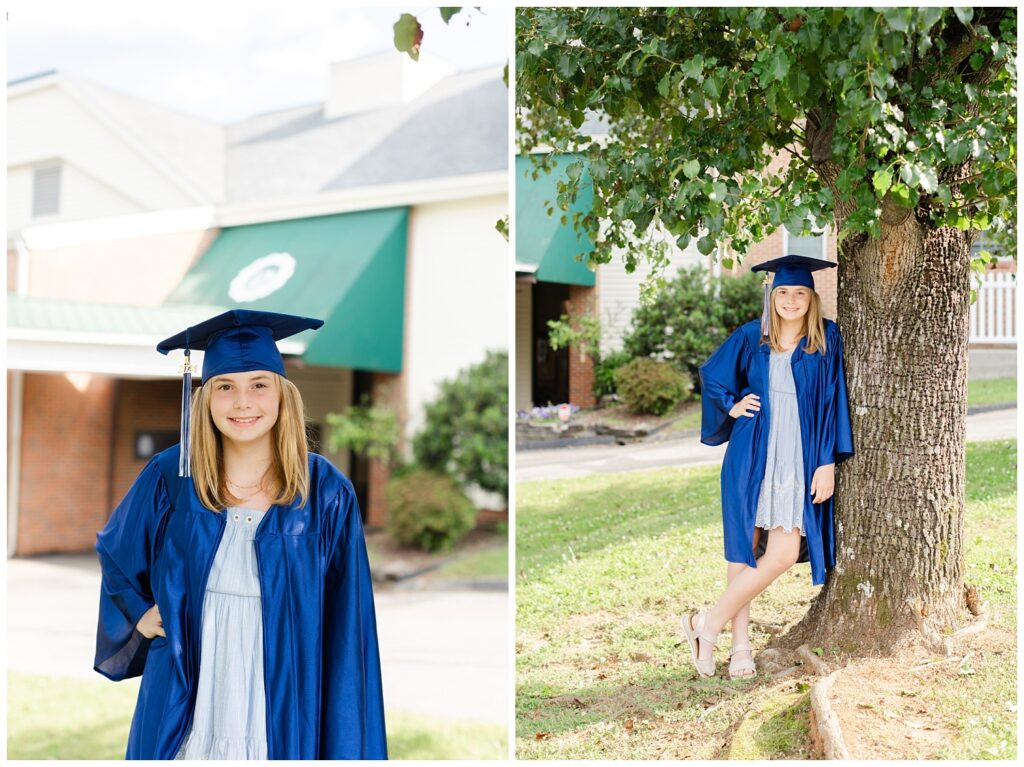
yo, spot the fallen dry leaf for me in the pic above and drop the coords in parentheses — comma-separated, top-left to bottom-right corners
(624, 719, 634, 731)
(534, 732, 550, 741)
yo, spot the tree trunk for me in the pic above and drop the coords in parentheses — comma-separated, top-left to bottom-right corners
(785, 218, 975, 654)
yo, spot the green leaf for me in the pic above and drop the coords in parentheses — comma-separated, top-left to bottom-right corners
(890, 182, 912, 207)
(873, 169, 893, 196)
(882, 8, 911, 32)
(917, 166, 938, 194)
(767, 49, 791, 83)
(970, 52, 986, 71)
(681, 54, 705, 81)
(696, 235, 716, 255)
(683, 159, 701, 180)
(658, 72, 673, 98)
(393, 13, 423, 61)
(953, 7, 973, 26)
(709, 181, 728, 203)
(439, 7, 461, 24)
(556, 53, 578, 79)
(565, 161, 584, 183)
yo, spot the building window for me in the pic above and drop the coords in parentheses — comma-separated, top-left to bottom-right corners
(32, 164, 61, 217)
(784, 223, 827, 260)
(134, 430, 179, 460)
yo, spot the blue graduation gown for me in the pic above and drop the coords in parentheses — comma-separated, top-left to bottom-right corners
(94, 445, 388, 760)
(699, 319, 854, 585)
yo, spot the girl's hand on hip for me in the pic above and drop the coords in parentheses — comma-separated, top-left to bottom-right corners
(811, 463, 835, 504)
(729, 393, 761, 419)
(136, 604, 165, 639)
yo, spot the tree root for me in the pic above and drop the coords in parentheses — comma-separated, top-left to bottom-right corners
(910, 595, 990, 656)
(797, 644, 831, 676)
(809, 671, 850, 759)
(749, 618, 786, 635)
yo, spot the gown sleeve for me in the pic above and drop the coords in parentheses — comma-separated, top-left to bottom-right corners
(698, 327, 749, 446)
(817, 323, 855, 468)
(93, 457, 171, 681)
(319, 485, 388, 760)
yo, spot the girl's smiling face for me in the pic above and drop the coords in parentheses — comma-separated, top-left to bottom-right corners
(773, 285, 811, 322)
(209, 370, 280, 447)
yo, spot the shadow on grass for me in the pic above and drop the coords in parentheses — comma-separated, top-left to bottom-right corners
(517, 659, 761, 740)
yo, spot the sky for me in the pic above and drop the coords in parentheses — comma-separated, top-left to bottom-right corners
(5, 1, 509, 124)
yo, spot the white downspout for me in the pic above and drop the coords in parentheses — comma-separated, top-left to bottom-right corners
(9, 237, 30, 557)
(8, 371, 24, 558)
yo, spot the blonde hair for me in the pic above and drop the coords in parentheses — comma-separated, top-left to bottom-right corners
(190, 373, 310, 512)
(765, 287, 827, 355)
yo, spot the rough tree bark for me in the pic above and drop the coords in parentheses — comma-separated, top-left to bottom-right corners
(785, 217, 975, 654)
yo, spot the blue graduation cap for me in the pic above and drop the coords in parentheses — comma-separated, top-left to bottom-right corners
(750, 255, 837, 336)
(157, 309, 324, 476)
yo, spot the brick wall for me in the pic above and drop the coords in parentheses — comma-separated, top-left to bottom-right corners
(15, 372, 115, 555)
(567, 284, 597, 408)
(111, 379, 183, 505)
(729, 226, 839, 320)
(365, 371, 402, 528)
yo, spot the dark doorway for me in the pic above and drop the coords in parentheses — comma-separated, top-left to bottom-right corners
(532, 282, 570, 406)
(349, 370, 372, 523)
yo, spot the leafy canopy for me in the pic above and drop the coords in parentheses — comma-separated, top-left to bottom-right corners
(516, 7, 1016, 273)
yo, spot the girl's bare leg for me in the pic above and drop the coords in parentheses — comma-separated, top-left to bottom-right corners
(726, 562, 753, 670)
(692, 527, 801, 664)
(727, 526, 760, 643)
(727, 563, 750, 636)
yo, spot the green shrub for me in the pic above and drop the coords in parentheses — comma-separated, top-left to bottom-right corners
(324, 396, 400, 466)
(613, 357, 692, 415)
(385, 469, 476, 552)
(593, 348, 633, 398)
(623, 265, 762, 392)
(413, 350, 508, 500)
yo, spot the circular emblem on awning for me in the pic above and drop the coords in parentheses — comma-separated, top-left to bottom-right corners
(228, 253, 296, 302)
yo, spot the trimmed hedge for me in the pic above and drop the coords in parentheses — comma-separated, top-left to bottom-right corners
(613, 357, 692, 415)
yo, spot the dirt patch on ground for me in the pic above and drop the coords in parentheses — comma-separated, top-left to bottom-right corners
(827, 626, 1015, 759)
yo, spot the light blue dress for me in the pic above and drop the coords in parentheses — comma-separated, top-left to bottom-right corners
(755, 347, 807, 536)
(174, 507, 269, 760)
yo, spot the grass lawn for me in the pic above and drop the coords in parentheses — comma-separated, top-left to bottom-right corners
(515, 439, 1017, 759)
(7, 673, 507, 760)
(435, 538, 508, 580)
(967, 377, 1016, 407)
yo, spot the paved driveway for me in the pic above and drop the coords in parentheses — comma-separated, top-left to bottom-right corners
(6, 554, 508, 724)
(517, 407, 1016, 483)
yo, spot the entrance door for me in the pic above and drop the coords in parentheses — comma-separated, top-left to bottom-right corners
(349, 370, 372, 523)
(532, 282, 570, 406)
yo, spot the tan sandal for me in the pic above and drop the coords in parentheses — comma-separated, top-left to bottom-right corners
(681, 610, 718, 678)
(728, 642, 757, 679)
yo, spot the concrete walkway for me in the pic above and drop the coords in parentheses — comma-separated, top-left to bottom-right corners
(6, 554, 508, 724)
(517, 407, 1017, 483)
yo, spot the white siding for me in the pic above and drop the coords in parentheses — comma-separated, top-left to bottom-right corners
(515, 282, 533, 411)
(598, 230, 705, 354)
(404, 194, 509, 445)
(7, 82, 208, 235)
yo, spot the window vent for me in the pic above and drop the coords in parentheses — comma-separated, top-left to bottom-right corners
(32, 164, 61, 217)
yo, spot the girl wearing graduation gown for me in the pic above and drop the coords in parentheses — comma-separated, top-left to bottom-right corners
(93, 310, 388, 760)
(682, 256, 854, 680)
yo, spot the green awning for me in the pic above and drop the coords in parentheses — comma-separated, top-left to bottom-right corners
(515, 154, 596, 286)
(167, 208, 407, 372)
